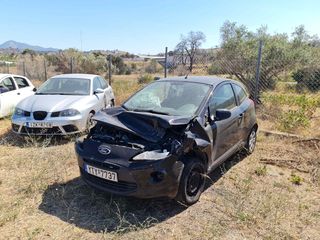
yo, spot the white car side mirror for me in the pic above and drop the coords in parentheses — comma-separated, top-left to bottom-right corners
(94, 88, 104, 94)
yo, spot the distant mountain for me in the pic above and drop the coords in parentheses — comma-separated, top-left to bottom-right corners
(0, 40, 59, 52)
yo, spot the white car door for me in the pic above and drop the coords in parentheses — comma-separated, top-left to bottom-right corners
(98, 76, 114, 107)
(13, 76, 35, 102)
(92, 77, 105, 111)
(0, 77, 20, 117)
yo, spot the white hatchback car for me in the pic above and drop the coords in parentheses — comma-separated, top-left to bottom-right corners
(0, 74, 35, 118)
(12, 74, 114, 135)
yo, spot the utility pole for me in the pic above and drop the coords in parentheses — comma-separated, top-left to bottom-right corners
(164, 47, 168, 78)
(254, 40, 263, 105)
(108, 55, 112, 85)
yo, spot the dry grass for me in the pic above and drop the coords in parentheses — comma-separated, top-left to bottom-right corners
(0, 119, 320, 239)
(1, 75, 320, 239)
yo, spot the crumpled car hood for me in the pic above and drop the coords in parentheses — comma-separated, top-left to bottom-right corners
(93, 107, 193, 143)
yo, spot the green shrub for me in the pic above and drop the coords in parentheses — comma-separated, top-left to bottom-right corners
(289, 174, 303, 185)
(145, 60, 158, 73)
(255, 165, 267, 176)
(207, 64, 223, 75)
(138, 74, 153, 84)
(292, 67, 320, 92)
(279, 108, 310, 132)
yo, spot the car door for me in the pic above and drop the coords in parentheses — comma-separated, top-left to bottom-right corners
(208, 83, 242, 161)
(98, 77, 114, 107)
(232, 83, 254, 141)
(13, 76, 34, 103)
(92, 77, 105, 111)
(0, 77, 20, 117)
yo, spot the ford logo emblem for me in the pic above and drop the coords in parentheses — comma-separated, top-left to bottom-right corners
(98, 144, 111, 155)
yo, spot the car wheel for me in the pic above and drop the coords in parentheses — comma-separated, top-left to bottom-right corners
(246, 127, 257, 154)
(175, 158, 205, 205)
(86, 112, 95, 133)
(110, 99, 115, 107)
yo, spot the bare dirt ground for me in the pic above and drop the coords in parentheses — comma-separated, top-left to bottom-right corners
(0, 117, 319, 239)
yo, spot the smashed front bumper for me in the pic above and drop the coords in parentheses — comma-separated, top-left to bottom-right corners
(75, 141, 184, 199)
(11, 114, 87, 135)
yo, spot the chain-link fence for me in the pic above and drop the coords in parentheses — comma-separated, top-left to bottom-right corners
(163, 42, 320, 136)
(164, 42, 319, 97)
(1, 43, 319, 136)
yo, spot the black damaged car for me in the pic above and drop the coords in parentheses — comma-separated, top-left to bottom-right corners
(75, 76, 258, 205)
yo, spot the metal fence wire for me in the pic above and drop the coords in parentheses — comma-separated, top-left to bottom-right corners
(164, 42, 320, 100)
(1, 42, 319, 135)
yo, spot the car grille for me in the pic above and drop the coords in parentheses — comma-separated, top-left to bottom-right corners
(62, 125, 79, 133)
(80, 168, 137, 192)
(21, 126, 62, 135)
(33, 111, 47, 120)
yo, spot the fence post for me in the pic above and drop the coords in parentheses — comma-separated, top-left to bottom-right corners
(164, 47, 168, 78)
(70, 57, 73, 73)
(108, 55, 112, 85)
(44, 59, 47, 81)
(23, 61, 26, 76)
(254, 40, 263, 104)
(7, 63, 9, 73)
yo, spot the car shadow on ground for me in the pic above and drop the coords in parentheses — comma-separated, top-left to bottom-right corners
(204, 150, 248, 190)
(38, 151, 247, 234)
(0, 129, 80, 148)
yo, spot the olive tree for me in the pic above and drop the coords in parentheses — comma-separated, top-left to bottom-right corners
(174, 31, 206, 72)
(213, 21, 314, 94)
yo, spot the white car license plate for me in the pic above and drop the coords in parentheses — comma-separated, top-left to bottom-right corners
(26, 122, 53, 128)
(85, 164, 118, 182)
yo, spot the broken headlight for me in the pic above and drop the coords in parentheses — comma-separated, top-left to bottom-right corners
(132, 150, 169, 161)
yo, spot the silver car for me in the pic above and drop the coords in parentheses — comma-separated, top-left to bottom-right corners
(12, 74, 114, 135)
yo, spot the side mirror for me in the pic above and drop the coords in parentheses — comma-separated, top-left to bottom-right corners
(94, 88, 104, 94)
(215, 109, 231, 121)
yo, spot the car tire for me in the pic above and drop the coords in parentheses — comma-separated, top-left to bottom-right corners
(245, 127, 257, 154)
(175, 158, 205, 205)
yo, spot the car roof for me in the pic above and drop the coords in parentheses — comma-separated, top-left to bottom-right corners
(0, 73, 30, 80)
(157, 76, 241, 88)
(51, 74, 99, 80)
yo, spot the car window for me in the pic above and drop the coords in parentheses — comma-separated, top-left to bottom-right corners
(0, 77, 16, 92)
(123, 81, 211, 116)
(14, 77, 30, 89)
(98, 77, 108, 89)
(209, 83, 236, 113)
(232, 84, 247, 104)
(93, 77, 102, 92)
(36, 78, 90, 95)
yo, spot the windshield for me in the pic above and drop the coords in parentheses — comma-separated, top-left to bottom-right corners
(36, 78, 90, 95)
(123, 81, 211, 116)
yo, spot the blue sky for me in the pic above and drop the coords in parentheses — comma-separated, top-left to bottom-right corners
(1, 0, 320, 54)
